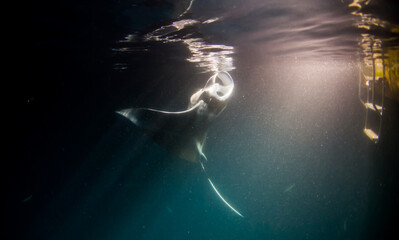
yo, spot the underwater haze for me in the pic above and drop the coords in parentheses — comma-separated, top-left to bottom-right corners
(5, 0, 399, 240)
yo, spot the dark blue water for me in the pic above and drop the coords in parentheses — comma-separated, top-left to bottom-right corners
(6, 0, 399, 239)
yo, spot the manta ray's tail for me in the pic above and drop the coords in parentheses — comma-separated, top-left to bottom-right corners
(196, 143, 244, 218)
(207, 178, 244, 218)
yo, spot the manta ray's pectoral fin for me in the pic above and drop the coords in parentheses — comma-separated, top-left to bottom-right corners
(117, 101, 208, 163)
(116, 102, 201, 133)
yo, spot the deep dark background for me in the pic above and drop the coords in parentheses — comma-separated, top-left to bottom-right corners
(4, 0, 399, 239)
(6, 1, 130, 238)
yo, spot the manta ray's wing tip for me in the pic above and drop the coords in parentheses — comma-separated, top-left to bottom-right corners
(116, 109, 130, 117)
(116, 108, 141, 126)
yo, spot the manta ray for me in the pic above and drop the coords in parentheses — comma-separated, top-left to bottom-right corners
(117, 71, 243, 217)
